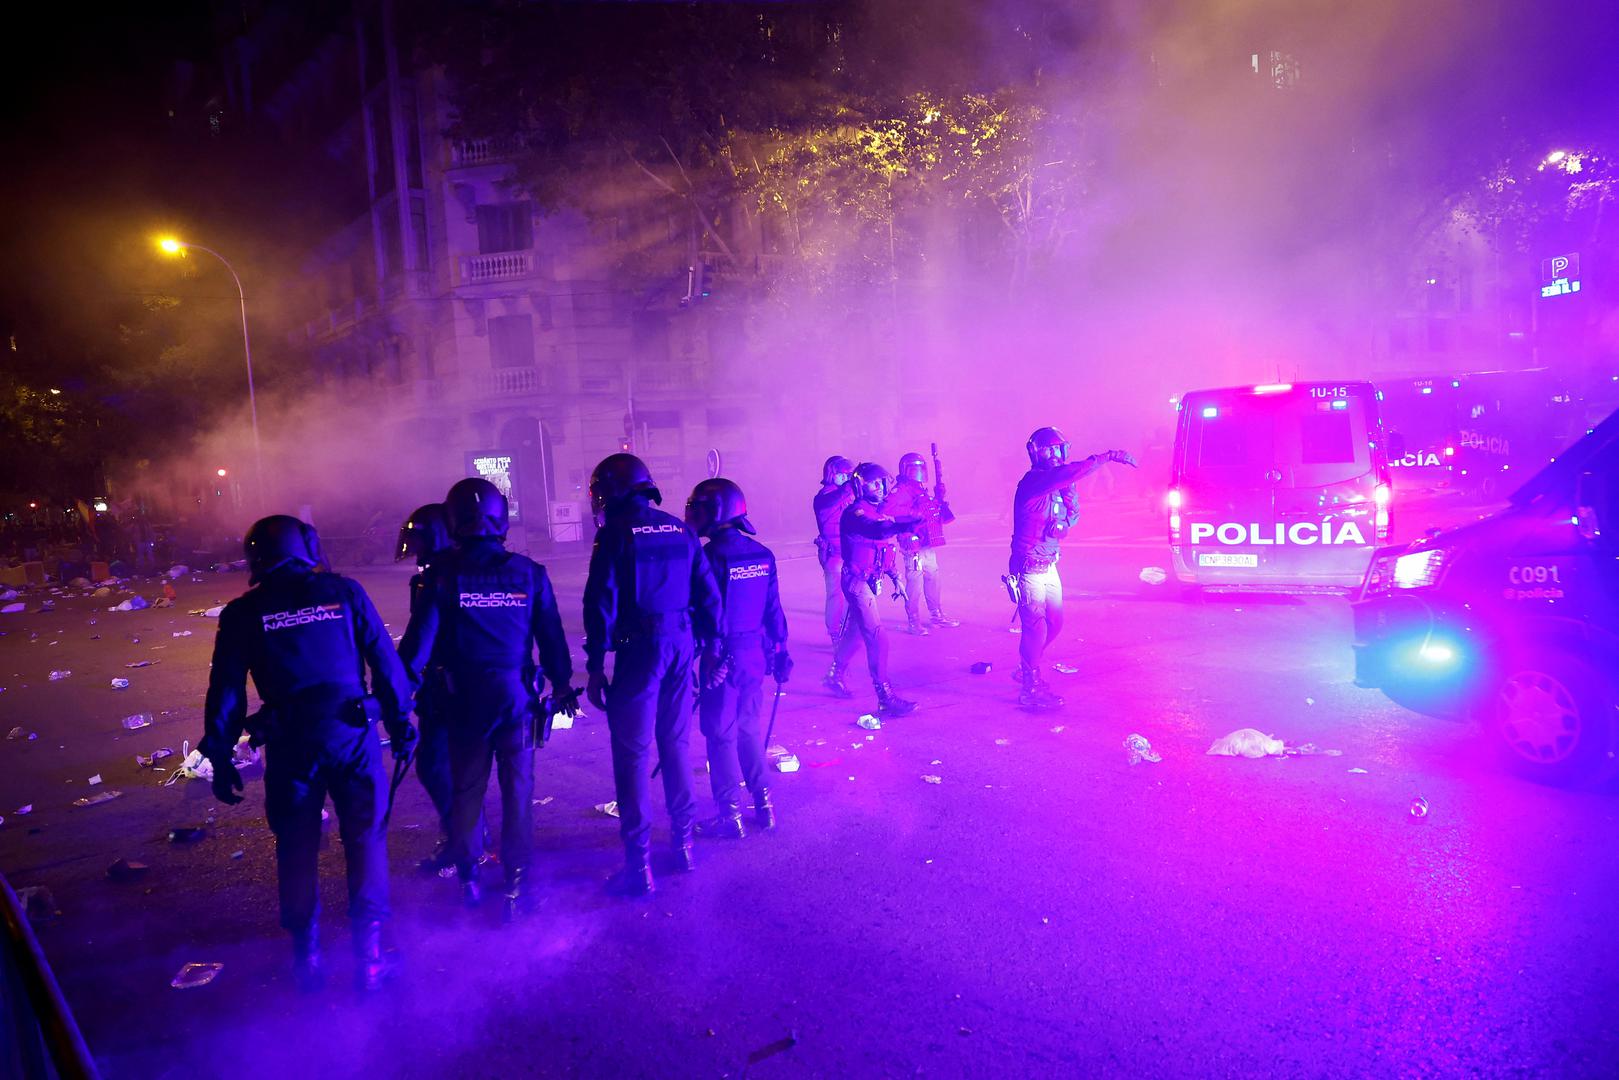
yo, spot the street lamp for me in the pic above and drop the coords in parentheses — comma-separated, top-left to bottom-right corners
(156, 236, 264, 506)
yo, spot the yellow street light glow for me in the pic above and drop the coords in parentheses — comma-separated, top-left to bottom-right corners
(157, 237, 184, 255)
(48, 388, 62, 395)
(216, 468, 228, 477)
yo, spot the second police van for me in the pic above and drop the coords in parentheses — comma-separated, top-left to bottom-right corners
(1168, 381, 1394, 593)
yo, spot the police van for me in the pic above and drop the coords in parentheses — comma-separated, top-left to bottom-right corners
(1168, 381, 1392, 592)
(1352, 405, 1619, 786)
(1378, 375, 1462, 491)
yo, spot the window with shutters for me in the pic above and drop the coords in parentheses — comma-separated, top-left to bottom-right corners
(477, 202, 534, 254)
(489, 314, 535, 368)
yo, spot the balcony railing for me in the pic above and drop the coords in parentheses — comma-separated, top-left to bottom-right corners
(458, 250, 536, 285)
(449, 136, 526, 168)
(466, 366, 554, 399)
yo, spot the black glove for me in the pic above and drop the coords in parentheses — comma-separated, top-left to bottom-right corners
(771, 650, 794, 684)
(551, 684, 582, 718)
(210, 760, 244, 805)
(700, 650, 731, 692)
(386, 721, 419, 764)
(1108, 449, 1139, 468)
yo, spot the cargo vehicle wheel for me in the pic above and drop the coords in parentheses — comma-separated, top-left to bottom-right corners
(1487, 651, 1618, 787)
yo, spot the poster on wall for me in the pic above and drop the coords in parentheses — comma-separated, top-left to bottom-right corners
(466, 450, 520, 524)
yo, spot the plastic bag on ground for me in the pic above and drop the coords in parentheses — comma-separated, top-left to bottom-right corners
(1124, 733, 1162, 765)
(170, 962, 222, 989)
(1206, 728, 1287, 758)
(1139, 567, 1168, 585)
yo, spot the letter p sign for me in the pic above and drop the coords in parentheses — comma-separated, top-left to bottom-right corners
(1551, 256, 1570, 277)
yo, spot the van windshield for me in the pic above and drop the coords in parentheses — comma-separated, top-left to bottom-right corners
(1183, 390, 1372, 487)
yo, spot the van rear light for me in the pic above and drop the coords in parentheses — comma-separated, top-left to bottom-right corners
(1253, 383, 1292, 394)
(1167, 488, 1182, 541)
(1374, 483, 1391, 540)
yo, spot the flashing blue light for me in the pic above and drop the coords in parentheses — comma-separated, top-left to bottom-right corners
(1201, 406, 1219, 419)
(1375, 390, 1385, 401)
(1420, 386, 1433, 395)
(1419, 643, 1456, 664)
(1451, 380, 1461, 388)
(1331, 399, 1348, 410)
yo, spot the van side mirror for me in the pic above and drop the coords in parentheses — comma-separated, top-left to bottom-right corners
(1387, 432, 1407, 461)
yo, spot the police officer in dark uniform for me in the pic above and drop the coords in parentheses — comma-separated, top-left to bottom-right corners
(398, 478, 576, 920)
(823, 462, 921, 716)
(583, 454, 724, 895)
(887, 451, 959, 635)
(686, 478, 791, 837)
(1009, 428, 1136, 709)
(201, 515, 415, 992)
(395, 503, 459, 871)
(812, 456, 855, 643)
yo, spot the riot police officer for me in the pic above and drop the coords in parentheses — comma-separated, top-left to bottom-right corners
(201, 515, 415, 992)
(584, 454, 723, 896)
(687, 478, 791, 837)
(823, 462, 921, 716)
(812, 455, 855, 643)
(1009, 428, 1136, 709)
(886, 450, 958, 635)
(398, 478, 576, 921)
(395, 503, 458, 871)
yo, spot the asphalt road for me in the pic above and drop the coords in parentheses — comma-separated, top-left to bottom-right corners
(3, 496, 1617, 1078)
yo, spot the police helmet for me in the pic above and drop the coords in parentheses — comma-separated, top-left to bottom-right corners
(685, 478, 754, 538)
(244, 514, 322, 584)
(821, 455, 854, 487)
(589, 453, 661, 516)
(851, 462, 893, 505)
(1026, 427, 1070, 470)
(897, 452, 927, 485)
(444, 477, 509, 539)
(396, 503, 452, 565)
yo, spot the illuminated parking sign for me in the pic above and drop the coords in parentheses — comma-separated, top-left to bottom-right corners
(1540, 252, 1581, 299)
(466, 450, 521, 523)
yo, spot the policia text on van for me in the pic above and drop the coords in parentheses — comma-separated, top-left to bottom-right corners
(1352, 407, 1619, 786)
(1168, 381, 1393, 592)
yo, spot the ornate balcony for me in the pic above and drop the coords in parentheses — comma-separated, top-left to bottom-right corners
(458, 250, 536, 285)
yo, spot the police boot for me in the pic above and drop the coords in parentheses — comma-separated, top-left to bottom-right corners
(1019, 674, 1065, 710)
(609, 857, 655, 898)
(906, 617, 931, 636)
(502, 867, 527, 924)
(821, 665, 854, 699)
(672, 828, 698, 873)
(753, 789, 777, 832)
(876, 682, 917, 716)
(458, 865, 483, 909)
(696, 809, 747, 841)
(290, 927, 324, 993)
(353, 921, 392, 993)
(931, 611, 961, 628)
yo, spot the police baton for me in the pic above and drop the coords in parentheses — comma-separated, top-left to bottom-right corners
(382, 753, 413, 829)
(762, 680, 785, 753)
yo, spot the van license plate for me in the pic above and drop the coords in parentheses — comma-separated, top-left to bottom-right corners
(1199, 553, 1258, 568)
